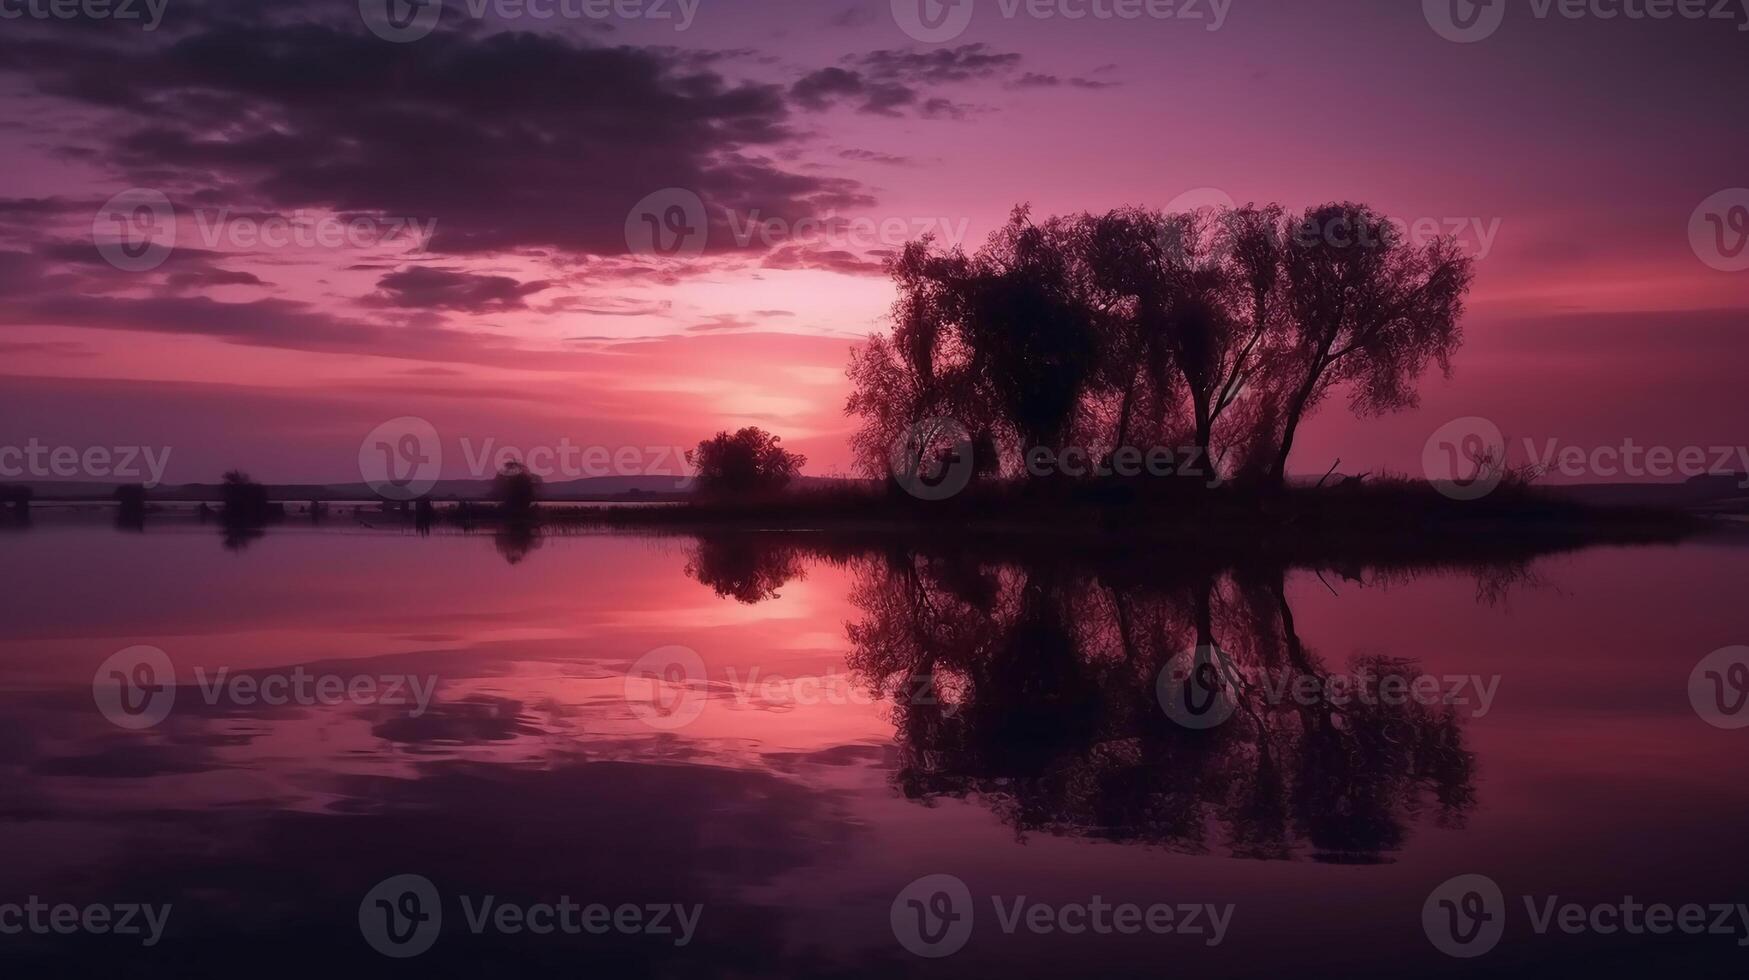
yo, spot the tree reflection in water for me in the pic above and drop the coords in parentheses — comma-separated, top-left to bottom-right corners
(689, 533, 1496, 864)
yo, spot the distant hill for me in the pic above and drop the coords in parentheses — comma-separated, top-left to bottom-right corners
(7, 474, 859, 502)
(13, 473, 1743, 512)
(10, 476, 694, 502)
(1545, 473, 1749, 512)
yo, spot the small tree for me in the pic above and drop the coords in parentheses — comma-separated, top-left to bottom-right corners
(114, 483, 147, 527)
(493, 459, 540, 518)
(220, 470, 272, 525)
(689, 427, 806, 496)
(1265, 203, 1472, 482)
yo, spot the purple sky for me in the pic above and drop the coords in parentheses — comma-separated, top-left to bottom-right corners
(0, 0, 1745, 484)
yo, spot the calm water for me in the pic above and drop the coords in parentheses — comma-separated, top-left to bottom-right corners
(2, 516, 1747, 977)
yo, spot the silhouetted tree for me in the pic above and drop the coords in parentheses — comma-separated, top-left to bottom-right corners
(1081, 204, 1287, 469)
(493, 521, 541, 564)
(113, 483, 147, 529)
(846, 238, 984, 482)
(847, 200, 1472, 488)
(1263, 203, 1472, 482)
(848, 210, 1104, 479)
(688, 427, 806, 496)
(844, 550, 1476, 860)
(684, 534, 806, 602)
(0, 484, 32, 517)
(959, 208, 1101, 457)
(493, 459, 540, 518)
(219, 470, 277, 527)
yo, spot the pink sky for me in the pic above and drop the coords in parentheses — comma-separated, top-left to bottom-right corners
(0, 0, 1745, 484)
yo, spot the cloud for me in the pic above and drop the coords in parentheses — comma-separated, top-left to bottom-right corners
(851, 44, 1023, 84)
(791, 67, 868, 110)
(688, 313, 755, 332)
(827, 3, 877, 28)
(163, 268, 268, 292)
(371, 267, 552, 312)
(838, 148, 914, 166)
(0, 16, 865, 259)
(792, 44, 1025, 117)
(0, 339, 92, 358)
(761, 243, 889, 276)
(1011, 72, 1120, 90)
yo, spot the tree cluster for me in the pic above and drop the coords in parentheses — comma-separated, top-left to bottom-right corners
(847, 201, 1473, 487)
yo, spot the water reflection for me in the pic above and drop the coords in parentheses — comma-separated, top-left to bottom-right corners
(2, 520, 1745, 976)
(687, 536, 1483, 862)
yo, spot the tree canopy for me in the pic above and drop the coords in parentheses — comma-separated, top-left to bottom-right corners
(689, 426, 807, 497)
(847, 202, 1473, 487)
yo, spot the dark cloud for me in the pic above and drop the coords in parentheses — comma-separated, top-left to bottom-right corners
(791, 68, 917, 117)
(920, 97, 975, 120)
(792, 44, 1025, 117)
(791, 67, 867, 110)
(850, 44, 1023, 84)
(164, 268, 269, 292)
(688, 313, 755, 332)
(838, 148, 914, 166)
(760, 243, 888, 276)
(1012, 72, 1120, 90)
(827, 3, 877, 28)
(372, 266, 552, 312)
(0, 18, 862, 259)
(0, 339, 93, 358)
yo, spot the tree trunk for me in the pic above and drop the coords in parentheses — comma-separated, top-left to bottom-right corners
(1270, 386, 1311, 484)
(1112, 371, 1137, 452)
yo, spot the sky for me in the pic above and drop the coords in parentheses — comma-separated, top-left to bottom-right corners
(0, 0, 1745, 485)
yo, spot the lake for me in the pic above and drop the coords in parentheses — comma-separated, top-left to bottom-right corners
(2, 514, 1747, 976)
